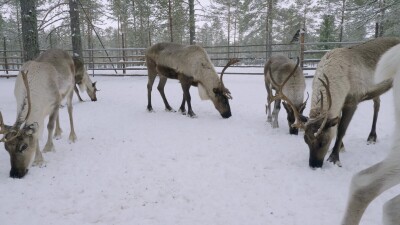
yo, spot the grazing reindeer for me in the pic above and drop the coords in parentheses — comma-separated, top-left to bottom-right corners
(73, 56, 98, 102)
(0, 49, 77, 178)
(341, 43, 400, 225)
(276, 37, 400, 168)
(146, 42, 236, 118)
(264, 55, 308, 135)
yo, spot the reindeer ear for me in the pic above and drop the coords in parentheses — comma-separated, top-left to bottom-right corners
(23, 123, 38, 136)
(92, 81, 97, 87)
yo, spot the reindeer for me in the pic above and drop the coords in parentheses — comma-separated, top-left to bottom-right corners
(274, 37, 400, 168)
(146, 42, 236, 118)
(264, 55, 308, 135)
(0, 49, 77, 178)
(73, 56, 98, 102)
(341, 43, 400, 225)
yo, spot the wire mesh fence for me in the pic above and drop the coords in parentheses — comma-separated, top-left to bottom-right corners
(0, 40, 363, 78)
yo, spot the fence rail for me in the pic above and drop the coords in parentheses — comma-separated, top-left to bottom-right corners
(0, 40, 363, 78)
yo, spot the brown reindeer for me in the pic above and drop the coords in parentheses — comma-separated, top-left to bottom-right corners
(145, 42, 237, 118)
(73, 57, 98, 102)
(264, 56, 308, 135)
(276, 37, 400, 168)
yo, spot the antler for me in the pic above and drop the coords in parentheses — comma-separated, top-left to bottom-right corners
(21, 71, 32, 122)
(314, 73, 332, 137)
(0, 71, 32, 143)
(0, 111, 8, 142)
(0, 112, 6, 134)
(268, 57, 305, 129)
(220, 58, 240, 99)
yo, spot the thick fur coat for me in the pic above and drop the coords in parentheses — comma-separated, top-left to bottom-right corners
(341, 43, 400, 225)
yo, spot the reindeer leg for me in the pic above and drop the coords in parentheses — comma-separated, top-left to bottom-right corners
(157, 76, 175, 112)
(265, 84, 273, 123)
(367, 97, 380, 144)
(147, 66, 157, 112)
(180, 75, 196, 118)
(271, 99, 281, 128)
(383, 193, 400, 225)
(74, 85, 84, 102)
(328, 104, 357, 166)
(179, 95, 187, 115)
(341, 155, 400, 225)
(33, 139, 44, 166)
(54, 111, 62, 140)
(43, 104, 59, 152)
(66, 90, 77, 143)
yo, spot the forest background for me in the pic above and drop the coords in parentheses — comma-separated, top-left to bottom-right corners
(0, 0, 399, 53)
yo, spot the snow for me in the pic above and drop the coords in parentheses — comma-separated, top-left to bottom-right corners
(0, 75, 398, 225)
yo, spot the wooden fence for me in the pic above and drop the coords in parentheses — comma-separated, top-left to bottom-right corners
(0, 38, 362, 78)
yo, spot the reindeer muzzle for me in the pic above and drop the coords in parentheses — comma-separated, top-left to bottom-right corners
(10, 167, 29, 179)
(221, 111, 232, 118)
(289, 127, 299, 135)
(309, 158, 324, 168)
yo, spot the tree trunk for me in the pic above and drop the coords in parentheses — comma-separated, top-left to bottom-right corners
(131, 0, 138, 45)
(168, 0, 173, 42)
(189, 0, 195, 44)
(20, 0, 40, 62)
(339, 0, 346, 43)
(227, 2, 231, 58)
(266, 0, 273, 60)
(68, 0, 83, 60)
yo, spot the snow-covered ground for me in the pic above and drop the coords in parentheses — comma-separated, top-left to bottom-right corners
(0, 74, 398, 225)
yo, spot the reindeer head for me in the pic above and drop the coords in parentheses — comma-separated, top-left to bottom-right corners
(302, 74, 339, 168)
(1, 71, 39, 178)
(303, 116, 338, 168)
(282, 100, 308, 135)
(267, 57, 308, 134)
(86, 79, 99, 102)
(211, 59, 239, 118)
(74, 57, 98, 101)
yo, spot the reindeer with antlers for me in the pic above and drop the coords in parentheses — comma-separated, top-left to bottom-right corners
(264, 55, 308, 135)
(0, 49, 77, 178)
(145, 42, 238, 118)
(274, 37, 400, 168)
(73, 56, 99, 102)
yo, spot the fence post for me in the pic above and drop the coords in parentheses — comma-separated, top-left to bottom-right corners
(300, 29, 305, 69)
(3, 37, 9, 75)
(122, 33, 126, 75)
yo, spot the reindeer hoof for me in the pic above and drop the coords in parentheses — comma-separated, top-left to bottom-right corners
(54, 129, 63, 140)
(43, 144, 55, 153)
(165, 108, 176, 112)
(367, 134, 377, 144)
(327, 154, 342, 167)
(188, 111, 197, 118)
(69, 133, 77, 143)
(267, 116, 272, 123)
(179, 108, 186, 115)
(147, 106, 154, 112)
(271, 121, 279, 128)
(33, 159, 45, 167)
